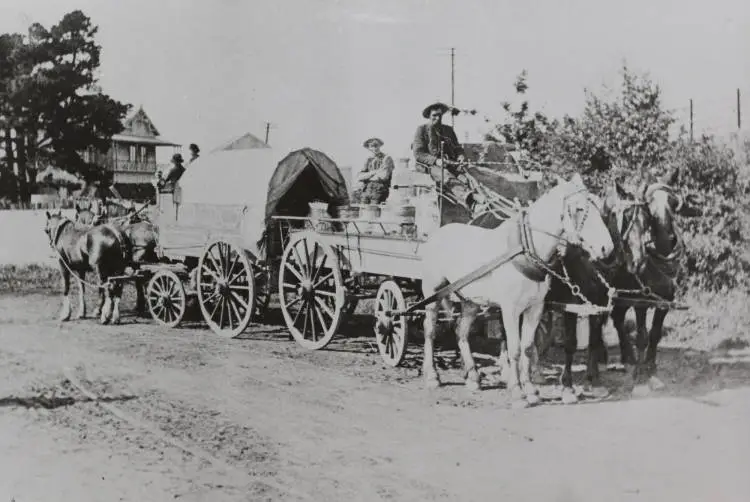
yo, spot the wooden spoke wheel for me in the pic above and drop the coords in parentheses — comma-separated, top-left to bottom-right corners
(146, 270, 187, 328)
(197, 241, 255, 338)
(374, 280, 409, 367)
(278, 232, 345, 350)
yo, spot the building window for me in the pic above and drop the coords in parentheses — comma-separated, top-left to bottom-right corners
(140, 146, 146, 162)
(129, 145, 136, 160)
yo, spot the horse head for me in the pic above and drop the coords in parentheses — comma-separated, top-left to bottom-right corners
(44, 210, 71, 248)
(643, 183, 683, 256)
(602, 180, 650, 276)
(558, 173, 614, 262)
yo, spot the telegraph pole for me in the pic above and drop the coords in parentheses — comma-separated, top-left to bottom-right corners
(737, 88, 741, 130)
(450, 47, 455, 126)
(263, 122, 276, 145)
(689, 99, 694, 142)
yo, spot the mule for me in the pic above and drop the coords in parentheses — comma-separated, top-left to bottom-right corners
(604, 180, 685, 397)
(74, 205, 159, 315)
(419, 173, 614, 408)
(44, 210, 131, 324)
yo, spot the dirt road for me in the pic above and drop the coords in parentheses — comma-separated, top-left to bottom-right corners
(1, 291, 749, 501)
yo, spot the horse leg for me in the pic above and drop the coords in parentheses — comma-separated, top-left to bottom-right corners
(497, 335, 511, 385)
(74, 270, 86, 319)
(59, 261, 72, 322)
(519, 301, 544, 406)
(135, 277, 147, 316)
(110, 280, 123, 325)
(456, 301, 480, 391)
(500, 306, 525, 408)
(610, 304, 635, 366)
(645, 308, 669, 391)
(560, 312, 579, 404)
(586, 314, 610, 398)
(96, 266, 113, 325)
(632, 307, 651, 397)
(422, 302, 441, 389)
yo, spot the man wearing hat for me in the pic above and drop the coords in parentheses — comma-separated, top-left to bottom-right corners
(412, 102, 478, 213)
(352, 137, 394, 204)
(189, 143, 200, 164)
(158, 153, 187, 192)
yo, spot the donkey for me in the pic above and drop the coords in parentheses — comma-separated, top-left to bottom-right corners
(604, 180, 686, 396)
(419, 173, 614, 408)
(44, 210, 131, 324)
(74, 204, 159, 315)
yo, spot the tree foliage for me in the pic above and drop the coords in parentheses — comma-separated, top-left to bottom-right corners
(0, 10, 130, 191)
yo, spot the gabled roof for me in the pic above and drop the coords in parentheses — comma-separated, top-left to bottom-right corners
(212, 132, 270, 152)
(113, 105, 179, 146)
(123, 106, 160, 137)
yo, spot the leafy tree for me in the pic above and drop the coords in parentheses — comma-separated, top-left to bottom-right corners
(557, 64, 675, 184)
(0, 10, 130, 201)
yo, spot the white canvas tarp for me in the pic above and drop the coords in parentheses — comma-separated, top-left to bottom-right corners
(178, 148, 278, 206)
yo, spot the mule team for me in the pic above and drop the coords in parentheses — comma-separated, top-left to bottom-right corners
(44, 153, 686, 408)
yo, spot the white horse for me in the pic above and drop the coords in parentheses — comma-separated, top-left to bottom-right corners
(419, 173, 614, 408)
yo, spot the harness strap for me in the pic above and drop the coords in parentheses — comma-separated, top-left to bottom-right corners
(399, 244, 525, 316)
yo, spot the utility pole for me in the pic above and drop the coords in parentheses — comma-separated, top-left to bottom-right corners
(450, 47, 455, 126)
(263, 122, 275, 145)
(689, 99, 694, 142)
(737, 88, 741, 130)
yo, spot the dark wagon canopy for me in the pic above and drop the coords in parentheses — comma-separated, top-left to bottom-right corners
(264, 148, 350, 226)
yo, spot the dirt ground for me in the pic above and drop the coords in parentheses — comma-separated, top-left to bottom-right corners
(1, 289, 749, 502)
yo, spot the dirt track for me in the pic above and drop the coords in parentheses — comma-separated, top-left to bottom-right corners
(1, 291, 749, 501)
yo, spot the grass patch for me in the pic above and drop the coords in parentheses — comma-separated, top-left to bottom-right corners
(666, 287, 750, 351)
(0, 264, 61, 294)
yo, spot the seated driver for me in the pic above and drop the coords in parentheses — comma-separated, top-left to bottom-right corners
(352, 137, 394, 204)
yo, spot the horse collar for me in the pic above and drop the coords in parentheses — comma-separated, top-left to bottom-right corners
(508, 210, 548, 282)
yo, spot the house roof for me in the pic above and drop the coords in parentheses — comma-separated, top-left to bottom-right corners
(110, 134, 181, 146)
(212, 132, 269, 152)
(113, 106, 180, 146)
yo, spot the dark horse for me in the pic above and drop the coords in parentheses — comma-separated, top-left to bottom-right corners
(604, 179, 686, 396)
(543, 180, 652, 404)
(74, 204, 159, 315)
(44, 210, 131, 324)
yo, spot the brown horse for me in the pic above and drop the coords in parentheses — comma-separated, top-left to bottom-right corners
(44, 210, 131, 324)
(74, 205, 159, 315)
(603, 180, 686, 396)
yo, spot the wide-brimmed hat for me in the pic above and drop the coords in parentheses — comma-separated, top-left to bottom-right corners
(422, 102, 452, 119)
(362, 137, 384, 148)
(171, 153, 184, 164)
(189, 143, 200, 153)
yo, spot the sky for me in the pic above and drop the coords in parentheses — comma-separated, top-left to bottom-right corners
(1, 0, 748, 169)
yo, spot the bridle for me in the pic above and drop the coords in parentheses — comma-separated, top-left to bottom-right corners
(47, 217, 73, 249)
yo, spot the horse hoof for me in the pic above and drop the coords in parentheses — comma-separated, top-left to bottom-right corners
(525, 393, 541, 406)
(74, 312, 86, 320)
(511, 399, 530, 410)
(465, 379, 481, 392)
(632, 384, 651, 398)
(561, 388, 579, 405)
(59, 314, 71, 322)
(649, 376, 666, 391)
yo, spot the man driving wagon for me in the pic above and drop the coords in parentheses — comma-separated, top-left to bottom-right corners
(412, 102, 485, 216)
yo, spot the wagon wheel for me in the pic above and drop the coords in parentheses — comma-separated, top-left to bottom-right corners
(278, 231, 345, 350)
(197, 240, 255, 338)
(373, 280, 409, 367)
(146, 270, 186, 328)
(252, 265, 272, 322)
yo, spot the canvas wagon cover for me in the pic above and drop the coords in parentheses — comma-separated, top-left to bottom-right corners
(264, 148, 350, 225)
(179, 148, 278, 206)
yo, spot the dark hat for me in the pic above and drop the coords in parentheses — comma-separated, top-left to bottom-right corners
(422, 102, 452, 119)
(189, 143, 200, 153)
(362, 137, 384, 148)
(172, 153, 184, 163)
